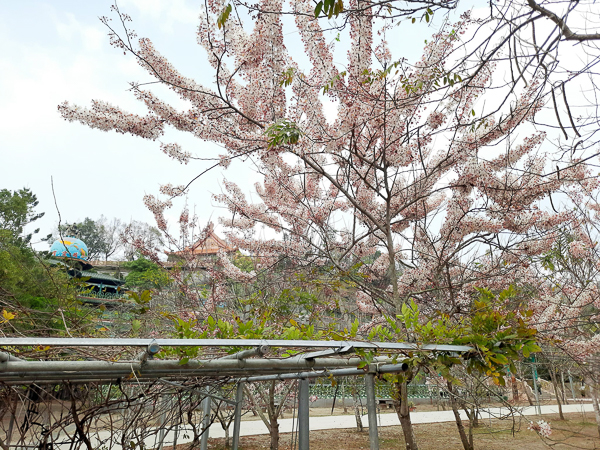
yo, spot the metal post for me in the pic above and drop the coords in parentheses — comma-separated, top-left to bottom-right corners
(156, 395, 168, 450)
(200, 391, 211, 450)
(221, 346, 270, 360)
(298, 378, 310, 450)
(365, 373, 380, 450)
(531, 364, 541, 415)
(232, 382, 244, 450)
(568, 372, 577, 401)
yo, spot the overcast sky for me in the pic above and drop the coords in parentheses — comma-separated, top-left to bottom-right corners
(1, 0, 445, 251)
(1, 0, 259, 249)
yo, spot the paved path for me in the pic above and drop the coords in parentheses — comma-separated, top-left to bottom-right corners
(88, 402, 592, 449)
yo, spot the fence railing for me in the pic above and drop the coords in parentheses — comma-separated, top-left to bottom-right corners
(309, 383, 431, 399)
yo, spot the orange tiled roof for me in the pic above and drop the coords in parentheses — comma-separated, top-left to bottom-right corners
(172, 229, 236, 256)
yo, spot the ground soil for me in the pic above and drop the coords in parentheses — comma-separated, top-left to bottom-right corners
(192, 411, 600, 450)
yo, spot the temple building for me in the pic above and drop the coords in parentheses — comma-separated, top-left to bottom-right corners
(49, 237, 125, 304)
(167, 224, 236, 262)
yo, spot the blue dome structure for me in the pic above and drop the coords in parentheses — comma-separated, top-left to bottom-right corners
(50, 237, 89, 261)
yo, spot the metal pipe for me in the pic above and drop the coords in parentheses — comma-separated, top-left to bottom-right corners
(239, 363, 408, 382)
(0, 362, 409, 384)
(298, 378, 310, 450)
(0, 351, 23, 362)
(232, 382, 244, 450)
(0, 356, 397, 374)
(221, 346, 270, 360)
(568, 372, 577, 401)
(0, 337, 472, 353)
(365, 373, 380, 450)
(200, 392, 211, 450)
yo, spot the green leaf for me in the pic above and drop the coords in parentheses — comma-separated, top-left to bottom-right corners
(314, 1, 323, 17)
(265, 119, 303, 149)
(131, 319, 141, 332)
(217, 4, 232, 29)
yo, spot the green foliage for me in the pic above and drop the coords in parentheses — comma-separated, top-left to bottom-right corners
(158, 311, 325, 363)
(322, 71, 347, 94)
(232, 251, 254, 272)
(279, 67, 297, 88)
(0, 232, 97, 334)
(314, 0, 344, 19)
(217, 3, 232, 29)
(0, 188, 45, 247)
(0, 188, 101, 335)
(123, 257, 171, 290)
(366, 286, 541, 386)
(265, 119, 302, 149)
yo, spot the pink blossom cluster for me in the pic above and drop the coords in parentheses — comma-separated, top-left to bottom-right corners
(528, 420, 552, 438)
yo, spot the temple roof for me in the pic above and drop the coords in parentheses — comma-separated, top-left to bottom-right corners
(169, 226, 235, 257)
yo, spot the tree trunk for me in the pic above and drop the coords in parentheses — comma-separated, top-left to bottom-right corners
(269, 421, 280, 450)
(589, 378, 600, 438)
(560, 372, 568, 405)
(549, 368, 564, 420)
(447, 381, 473, 450)
(224, 419, 230, 448)
(350, 377, 363, 432)
(393, 381, 419, 450)
(511, 376, 519, 403)
(521, 378, 534, 406)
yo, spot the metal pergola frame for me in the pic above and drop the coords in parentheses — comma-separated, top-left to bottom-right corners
(0, 338, 472, 450)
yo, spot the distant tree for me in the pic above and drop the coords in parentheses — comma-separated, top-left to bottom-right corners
(97, 215, 125, 260)
(121, 220, 164, 261)
(123, 256, 171, 290)
(0, 188, 45, 247)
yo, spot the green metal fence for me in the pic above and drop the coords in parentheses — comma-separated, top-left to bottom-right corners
(309, 383, 431, 399)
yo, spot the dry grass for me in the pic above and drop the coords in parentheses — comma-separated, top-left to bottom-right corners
(198, 412, 600, 450)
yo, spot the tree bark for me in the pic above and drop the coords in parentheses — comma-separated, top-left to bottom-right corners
(447, 381, 473, 450)
(548, 368, 564, 420)
(350, 377, 363, 432)
(269, 421, 280, 450)
(520, 378, 534, 406)
(393, 381, 419, 450)
(511, 376, 519, 403)
(589, 378, 600, 438)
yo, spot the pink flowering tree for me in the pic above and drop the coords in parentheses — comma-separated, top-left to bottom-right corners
(59, 1, 600, 448)
(529, 209, 600, 437)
